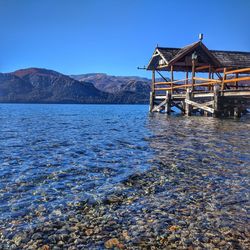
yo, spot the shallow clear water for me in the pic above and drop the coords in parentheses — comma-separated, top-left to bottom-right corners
(0, 104, 249, 248)
(0, 104, 152, 224)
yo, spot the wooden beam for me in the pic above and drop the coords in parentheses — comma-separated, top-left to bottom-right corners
(215, 72, 223, 80)
(154, 80, 222, 91)
(222, 90, 250, 97)
(215, 67, 233, 72)
(202, 100, 214, 106)
(154, 81, 172, 85)
(185, 99, 215, 114)
(224, 76, 250, 84)
(156, 70, 169, 82)
(152, 52, 159, 57)
(152, 99, 167, 112)
(155, 78, 190, 85)
(195, 65, 210, 71)
(225, 67, 250, 75)
(157, 65, 169, 69)
(193, 77, 221, 82)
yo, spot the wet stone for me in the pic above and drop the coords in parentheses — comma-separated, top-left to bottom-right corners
(31, 233, 42, 241)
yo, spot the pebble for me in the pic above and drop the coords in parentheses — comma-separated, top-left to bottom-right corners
(104, 238, 123, 249)
(1, 142, 250, 249)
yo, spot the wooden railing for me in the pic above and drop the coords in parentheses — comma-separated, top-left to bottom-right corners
(153, 67, 250, 93)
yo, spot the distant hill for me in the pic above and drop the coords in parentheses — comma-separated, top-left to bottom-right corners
(0, 68, 151, 104)
(70, 73, 151, 94)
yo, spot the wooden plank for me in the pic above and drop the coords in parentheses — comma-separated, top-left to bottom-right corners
(223, 90, 250, 97)
(185, 99, 215, 113)
(193, 77, 220, 83)
(157, 65, 169, 69)
(225, 67, 250, 75)
(193, 93, 214, 98)
(155, 80, 221, 91)
(154, 78, 189, 85)
(224, 76, 250, 84)
(155, 95, 167, 99)
(154, 81, 172, 85)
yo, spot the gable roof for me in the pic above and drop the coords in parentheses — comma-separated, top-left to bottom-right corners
(147, 41, 250, 71)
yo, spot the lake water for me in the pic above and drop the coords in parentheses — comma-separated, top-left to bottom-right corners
(0, 104, 249, 249)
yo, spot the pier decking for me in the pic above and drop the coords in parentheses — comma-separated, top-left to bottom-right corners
(146, 36, 250, 117)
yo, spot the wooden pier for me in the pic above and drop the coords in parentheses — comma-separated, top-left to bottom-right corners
(147, 36, 250, 117)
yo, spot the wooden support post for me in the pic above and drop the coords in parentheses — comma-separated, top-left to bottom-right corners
(181, 100, 185, 115)
(149, 91, 153, 112)
(229, 108, 234, 117)
(192, 60, 195, 91)
(208, 65, 212, 79)
(221, 68, 227, 91)
(213, 86, 221, 117)
(185, 88, 192, 116)
(208, 65, 212, 91)
(149, 70, 155, 112)
(204, 111, 209, 117)
(186, 70, 188, 83)
(234, 107, 241, 118)
(235, 73, 238, 89)
(171, 65, 174, 94)
(165, 91, 171, 114)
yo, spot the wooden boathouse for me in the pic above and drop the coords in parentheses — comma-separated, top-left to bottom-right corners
(146, 35, 250, 117)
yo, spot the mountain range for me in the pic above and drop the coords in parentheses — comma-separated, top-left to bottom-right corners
(0, 68, 151, 104)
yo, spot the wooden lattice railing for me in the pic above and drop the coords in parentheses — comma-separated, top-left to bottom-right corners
(153, 67, 250, 93)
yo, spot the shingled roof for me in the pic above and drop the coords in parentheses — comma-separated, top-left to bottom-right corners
(147, 41, 250, 71)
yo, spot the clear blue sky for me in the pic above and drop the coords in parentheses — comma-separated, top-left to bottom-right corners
(0, 0, 249, 77)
